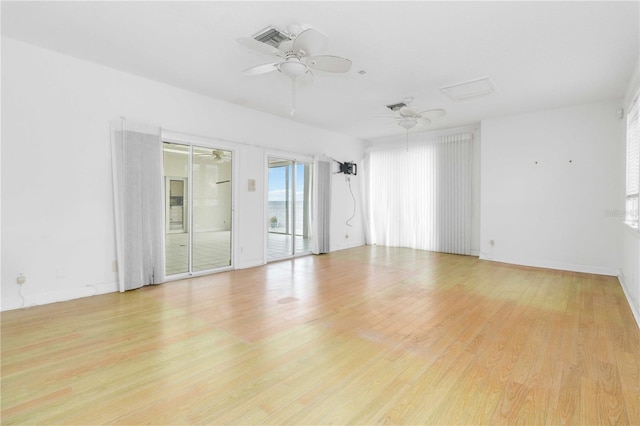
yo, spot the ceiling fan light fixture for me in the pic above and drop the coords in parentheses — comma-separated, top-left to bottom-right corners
(277, 58, 308, 77)
(398, 118, 418, 129)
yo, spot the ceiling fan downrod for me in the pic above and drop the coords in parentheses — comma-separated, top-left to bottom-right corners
(290, 76, 297, 116)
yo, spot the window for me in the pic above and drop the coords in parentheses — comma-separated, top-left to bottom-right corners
(626, 92, 640, 228)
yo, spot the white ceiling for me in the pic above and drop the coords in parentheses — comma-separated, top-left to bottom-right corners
(2, 1, 638, 140)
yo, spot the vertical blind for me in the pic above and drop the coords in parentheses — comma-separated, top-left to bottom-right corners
(367, 133, 472, 255)
(111, 119, 165, 291)
(626, 93, 639, 227)
(313, 158, 332, 254)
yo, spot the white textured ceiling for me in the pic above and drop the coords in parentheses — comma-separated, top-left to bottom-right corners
(2, 1, 638, 140)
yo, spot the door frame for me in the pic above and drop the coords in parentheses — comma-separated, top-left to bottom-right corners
(264, 150, 314, 263)
(165, 176, 188, 234)
(162, 130, 238, 279)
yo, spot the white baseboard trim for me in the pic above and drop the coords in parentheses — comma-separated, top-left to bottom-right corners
(478, 254, 619, 276)
(618, 273, 640, 330)
(331, 240, 365, 252)
(470, 249, 480, 257)
(1, 281, 118, 312)
(236, 258, 266, 270)
(1, 297, 25, 311)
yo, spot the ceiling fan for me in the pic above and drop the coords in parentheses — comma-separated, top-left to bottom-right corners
(378, 102, 447, 130)
(377, 100, 447, 150)
(237, 25, 352, 115)
(195, 149, 231, 164)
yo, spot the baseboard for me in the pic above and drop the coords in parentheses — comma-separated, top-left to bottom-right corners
(618, 273, 640, 330)
(1, 297, 24, 311)
(1, 281, 118, 312)
(331, 240, 365, 252)
(235, 258, 266, 270)
(478, 254, 619, 276)
(470, 249, 480, 257)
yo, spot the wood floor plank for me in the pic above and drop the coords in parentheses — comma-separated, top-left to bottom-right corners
(1, 246, 638, 425)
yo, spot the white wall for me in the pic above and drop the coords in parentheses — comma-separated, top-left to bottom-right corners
(1, 37, 366, 310)
(480, 100, 625, 275)
(620, 63, 640, 328)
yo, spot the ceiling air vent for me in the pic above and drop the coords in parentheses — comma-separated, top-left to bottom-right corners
(252, 26, 291, 48)
(440, 77, 496, 101)
(386, 102, 407, 111)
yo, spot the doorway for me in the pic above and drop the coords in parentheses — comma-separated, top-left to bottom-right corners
(267, 157, 313, 260)
(166, 177, 187, 233)
(163, 142, 233, 276)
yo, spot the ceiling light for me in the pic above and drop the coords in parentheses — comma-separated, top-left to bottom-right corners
(398, 118, 418, 129)
(277, 58, 308, 77)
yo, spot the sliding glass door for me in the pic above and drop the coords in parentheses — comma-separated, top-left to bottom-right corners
(267, 157, 312, 260)
(163, 142, 233, 276)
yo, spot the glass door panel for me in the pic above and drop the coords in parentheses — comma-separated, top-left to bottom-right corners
(268, 158, 313, 260)
(268, 158, 294, 259)
(163, 143, 232, 276)
(192, 147, 232, 271)
(163, 143, 189, 276)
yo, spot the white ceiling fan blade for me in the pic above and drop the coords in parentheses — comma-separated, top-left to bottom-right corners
(236, 37, 284, 57)
(243, 62, 279, 75)
(417, 117, 432, 125)
(307, 55, 352, 73)
(419, 108, 447, 120)
(292, 28, 328, 56)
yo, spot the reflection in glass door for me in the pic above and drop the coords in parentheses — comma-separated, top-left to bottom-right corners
(163, 142, 233, 276)
(267, 158, 312, 260)
(192, 147, 232, 272)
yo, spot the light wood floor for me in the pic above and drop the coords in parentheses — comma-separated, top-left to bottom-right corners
(2, 246, 638, 425)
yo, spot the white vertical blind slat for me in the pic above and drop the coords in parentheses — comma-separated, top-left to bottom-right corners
(111, 119, 165, 291)
(368, 133, 472, 255)
(626, 94, 639, 226)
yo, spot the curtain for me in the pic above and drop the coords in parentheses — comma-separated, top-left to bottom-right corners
(367, 133, 472, 255)
(313, 158, 331, 254)
(111, 119, 165, 291)
(626, 92, 639, 227)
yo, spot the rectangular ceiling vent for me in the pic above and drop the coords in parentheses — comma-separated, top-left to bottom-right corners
(252, 26, 290, 48)
(440, 77, 496, 101)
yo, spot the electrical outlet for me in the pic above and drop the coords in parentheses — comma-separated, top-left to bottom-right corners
(345, 233, 349, 239)
(112, 261, 118, 272)
(16, 274, 26, 285)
